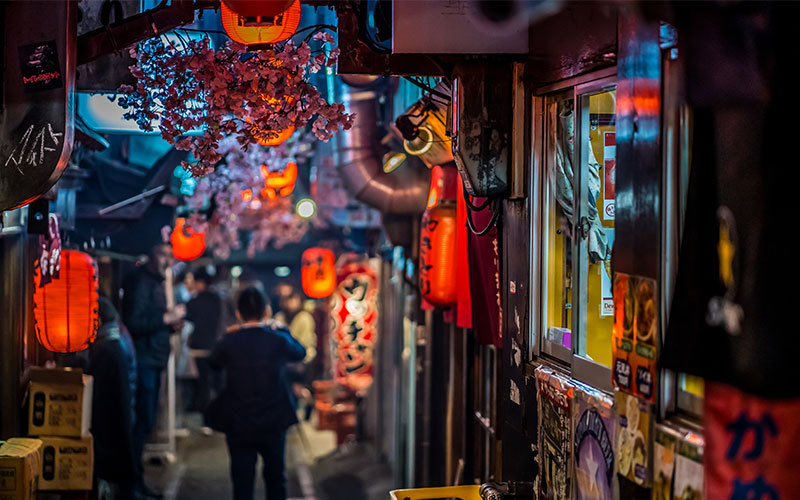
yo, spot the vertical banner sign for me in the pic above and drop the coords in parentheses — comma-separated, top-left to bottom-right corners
(616, 390, 653, 487)
(329, 254, 379, 392)
(612, 273, 658, 402)
(705, 382, 800, 500)
(573, 384, 616, 500)
(603, 132, 616, 220)
(536, 366, 575, 500)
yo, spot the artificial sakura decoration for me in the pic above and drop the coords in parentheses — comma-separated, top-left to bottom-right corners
(116, 31, 352, 176)
(173, 135, 320, 259)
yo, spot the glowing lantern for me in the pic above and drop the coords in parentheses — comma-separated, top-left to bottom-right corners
(221, 0, 301, 47)
(261, 161, 297, 200)
(255, 125, 295, 147)
(33, 250, 99, 353)
(301, 247, 336, 298)
(419, 205, 458, 307)
(170, 218, 206, 261)
(223, 0, 294, 17)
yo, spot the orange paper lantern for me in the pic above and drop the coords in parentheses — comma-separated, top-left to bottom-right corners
(301, 247, 336, 298)
(171, 218, 206, 261)
(221, 0, 301, 47)
(261, 161, 297, 200)
(223, 0, 294, 17)
(255, 125, 295, 147)
(33, 250, 100, 353)
(419, 205, 458, 307)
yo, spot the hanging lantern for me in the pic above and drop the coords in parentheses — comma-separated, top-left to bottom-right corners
(221, 0, 301, 47)
(261, 161, 298, 200)
(301, 247, 336, 299)
(223, 0, 294, 17)
(33, 250, 99, 353)
(171, 217, 206, 261)
(419, 204, 458, 307)
(255, 125, 295, 147)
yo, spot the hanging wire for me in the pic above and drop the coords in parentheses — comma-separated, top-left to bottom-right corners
(462, 179, 501, 235)
(403, 76, 451, 101)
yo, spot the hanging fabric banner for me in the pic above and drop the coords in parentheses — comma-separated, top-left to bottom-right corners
(705, 382, 800, 500)
(329, 253, 379, 392)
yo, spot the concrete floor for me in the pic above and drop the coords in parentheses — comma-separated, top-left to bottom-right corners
(143, 412, 393, 500)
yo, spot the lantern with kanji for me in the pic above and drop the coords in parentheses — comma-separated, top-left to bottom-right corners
(221, 0, 301, 47)
(419, 204, 458, 307)
(33, 250, 100, 353)
(223, 0, 294, 17)
(301, 247, 336, 298)
(171, 218, 206, 261)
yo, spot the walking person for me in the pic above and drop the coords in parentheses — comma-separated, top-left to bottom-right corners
(209, 286, 306, 500)
(185, 267, 225, 421)
(87, 297, 137, 500)
(122, 244, 185, 499)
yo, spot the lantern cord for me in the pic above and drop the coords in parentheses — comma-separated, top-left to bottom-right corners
(403, 77, 451, 102)
(462, 182, 493, 211)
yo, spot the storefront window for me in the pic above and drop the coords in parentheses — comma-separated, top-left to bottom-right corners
(537, 71, 616, 388)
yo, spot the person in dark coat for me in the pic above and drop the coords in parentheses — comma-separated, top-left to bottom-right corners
(87, 297, 136, 500)
(210, 286, 306, 500)
(185, 266, 224, 414)
(122, 244, 185, 499)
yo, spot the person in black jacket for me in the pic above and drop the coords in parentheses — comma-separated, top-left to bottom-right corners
(185, 266, 225, 415)
(122, 244, 185, 499)
(87, 297, 136, 500)
(210, 286, 306, 500)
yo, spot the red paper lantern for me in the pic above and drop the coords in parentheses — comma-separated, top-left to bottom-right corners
(223, 0, 294, 17)
(33, 250, 99, 353)
(256, 125, 295, 147)
(301, 247, 336, 298)
(419, 205, 458, 307)
(171, 218, 206, 261)
(221, 0, 301, 47)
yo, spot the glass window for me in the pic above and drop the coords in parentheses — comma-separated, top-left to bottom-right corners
(538, 74, 616, 387)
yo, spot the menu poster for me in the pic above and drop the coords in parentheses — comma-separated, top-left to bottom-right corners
(705, 382, 800, 500)
(653, 424, 681, 500)
(616, 390, 653, 488)
(573, 384, 616, 500)
(612, 273, 658, 402)
(536, 366, 575, 500)
(673, 433, 703, 500)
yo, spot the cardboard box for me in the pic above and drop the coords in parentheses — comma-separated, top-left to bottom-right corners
(0, 438, 43, 500)
(38, 436, 93, 491)
(28, 368, 93, 438)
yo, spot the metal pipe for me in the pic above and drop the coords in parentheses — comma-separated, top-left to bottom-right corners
(335, 83, 430, 214)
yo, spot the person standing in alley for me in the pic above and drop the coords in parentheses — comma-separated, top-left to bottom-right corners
(122, 244, 185, 499)
(275, 289, 317, 420)
(87, 296, 136, 500)
(185, 266, 225, 422)
(209, 286, 306, 500)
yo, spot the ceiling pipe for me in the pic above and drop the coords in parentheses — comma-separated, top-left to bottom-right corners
(335, 80, 431, 214)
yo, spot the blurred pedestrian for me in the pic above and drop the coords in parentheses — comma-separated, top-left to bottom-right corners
(122, 244, 185, 499)
(209, 286, 306, 500)
(275, 289, 317, 420)
(87, 297, 136, 500)
(185, 266, 225, 424)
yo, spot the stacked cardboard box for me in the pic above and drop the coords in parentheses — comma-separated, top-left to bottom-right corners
(0, 438, 43, 500)
(27, 367, 94, 491)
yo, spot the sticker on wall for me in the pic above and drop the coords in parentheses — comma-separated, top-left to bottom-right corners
(616, 390, 653, 487)
(536, 366, 575, 500)
(612, 273, 658, 402)
(705, 381, 800, 500)
(653, 424, 681, 500)
(673, 432, 703, 500)
(573, 383, 615, 500)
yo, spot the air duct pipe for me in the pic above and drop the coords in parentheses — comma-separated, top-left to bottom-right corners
(335, 80, 431, 214)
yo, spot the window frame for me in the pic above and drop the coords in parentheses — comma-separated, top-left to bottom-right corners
(529, 67, 617, 393)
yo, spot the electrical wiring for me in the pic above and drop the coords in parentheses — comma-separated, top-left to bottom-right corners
(462, 179, 501, 235)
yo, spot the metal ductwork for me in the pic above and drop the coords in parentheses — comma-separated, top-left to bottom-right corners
(335, 81, 430, 215)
